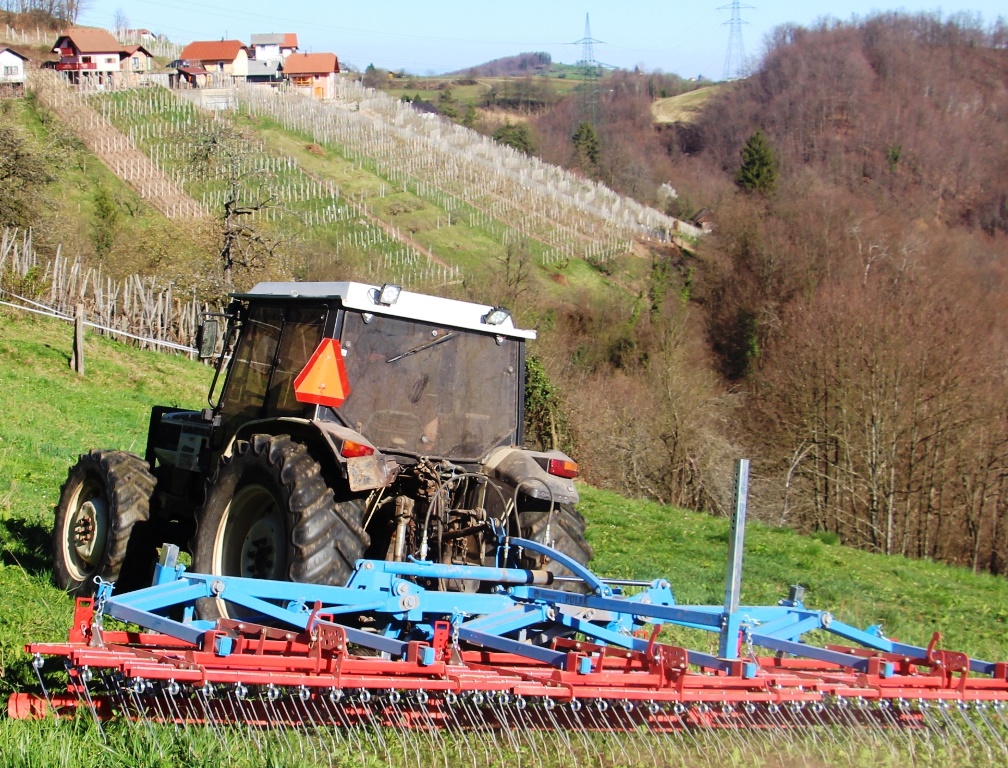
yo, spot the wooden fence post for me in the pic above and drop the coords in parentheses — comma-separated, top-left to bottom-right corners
(71, 303, 85, 376)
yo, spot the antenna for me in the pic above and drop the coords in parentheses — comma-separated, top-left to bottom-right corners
(719, 1, 753, 80)
(573, 13, 602, 125)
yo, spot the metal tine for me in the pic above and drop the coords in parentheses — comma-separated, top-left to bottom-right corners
(228, 689, 268, 756)
(711, 702, 753, 760)
(919, 701, 955, 759)
(910, 701, 941, 766)
(410, 694, 449, 768)
(834, 699, 880, 763)
(459, 696, 493, 765)
(509, 699, 546, 768)
(659, 719, 694, 768)
(956, 701, 995, 764)
(311, 692, 352, 762)
(443, 695, 480, 767)
(561, 700, 598, 760)
(288, 691, 322, 766)
(184, 682, 228, 753)
(488, 697, 524, 766)
(66, 664, 105, 738)
(328, 692, 370, 764)
(926, 701, 967, 762)
(580, 697, 624, 761)
(387, 696, 423, 768)
(994, 702, 1008, 753)
(808, 701, 858, 765)
(760, 702, 804, 765)
(279, 694, 311, 762)
(972, 702, 1008, 764)
(695, 708, 734, 768)
(124, 682, 165, 761)
(262, 687, 296, 754)
(359, 695, 394, 764)
(539, 698, 581, 759)
(873, 700, 918, 762)
(607, 701, 647, 766)
(936, 700, 974, 763)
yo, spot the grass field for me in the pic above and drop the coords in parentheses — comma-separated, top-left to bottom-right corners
(1, 308, 1006, 766)
(651, 85, 724, 124)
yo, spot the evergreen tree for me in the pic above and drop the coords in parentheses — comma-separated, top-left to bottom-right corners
(736, 128, 777, 193)
(492, 123, 535, 155)
(572, 121, 600, 170)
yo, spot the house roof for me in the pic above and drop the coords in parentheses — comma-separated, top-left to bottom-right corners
(247, 59, 281, 76)
(179, 40, 248, 63)
(283, 52, 339, 76)
(0, 47, 28, 61)
(54, 27, 122, 54)
(251, 33, 298, 48)
(121, 45, 154, 58)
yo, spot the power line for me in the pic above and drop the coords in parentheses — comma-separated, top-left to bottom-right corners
(572, 13, 603, 126)
(719, 1, 753, 80)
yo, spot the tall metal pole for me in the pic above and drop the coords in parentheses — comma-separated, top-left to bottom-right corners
(719, 458, 750, 658)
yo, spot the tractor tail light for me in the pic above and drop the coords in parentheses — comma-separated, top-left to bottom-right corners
(340, 440, 374, 459)
(546, 459, 578, 479)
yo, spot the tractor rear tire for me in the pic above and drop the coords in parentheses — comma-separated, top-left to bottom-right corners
(192, 434, 368, 617)
(52, 450, 156, 597)
(520, 503, 593, 590)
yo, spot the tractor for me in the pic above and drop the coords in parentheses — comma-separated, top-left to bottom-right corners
(52, 281, 590, 608)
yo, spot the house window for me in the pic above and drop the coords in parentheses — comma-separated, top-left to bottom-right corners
(81, 56, 92, 63)
(132, 56, 139, 69)
(3, 66, 16, 77)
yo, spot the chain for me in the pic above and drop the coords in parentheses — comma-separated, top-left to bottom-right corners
(91, 576, 113, 646)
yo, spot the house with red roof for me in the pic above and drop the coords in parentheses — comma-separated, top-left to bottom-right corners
(250, 33, 298, 63)
(178, 40, 250, 77)
(282, 52, 340, 99)
(52, 27, 124, 84)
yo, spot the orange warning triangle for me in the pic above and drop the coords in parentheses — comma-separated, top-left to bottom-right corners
(293, 338, 351, 408)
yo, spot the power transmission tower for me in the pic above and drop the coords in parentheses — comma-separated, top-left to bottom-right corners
(719, 1, 753, 80)
(573, 13, 602, 126)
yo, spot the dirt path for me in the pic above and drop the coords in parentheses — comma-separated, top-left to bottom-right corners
(30, 70, 207, 220)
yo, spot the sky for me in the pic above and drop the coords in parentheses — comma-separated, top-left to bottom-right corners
(78, 1, 1006, 79)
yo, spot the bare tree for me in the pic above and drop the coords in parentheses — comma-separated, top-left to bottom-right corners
(113, 7, 128, 35)
(190, 120, 284, 292)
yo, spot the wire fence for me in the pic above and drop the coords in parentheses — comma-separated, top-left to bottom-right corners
(0, 228, 208, 355)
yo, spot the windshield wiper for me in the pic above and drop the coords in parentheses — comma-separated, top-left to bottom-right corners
(386, 332, 456, 363)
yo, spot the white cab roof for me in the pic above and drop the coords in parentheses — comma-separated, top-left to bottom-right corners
(241, 281, 536, 340)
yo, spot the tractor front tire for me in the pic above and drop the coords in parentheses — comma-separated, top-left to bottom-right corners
(52, 450, 156, 597)
(520, 503, 593, 590)
(192, 434, 368, 617)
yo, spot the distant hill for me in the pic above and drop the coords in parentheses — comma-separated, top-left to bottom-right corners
(451, 52, 553, 78)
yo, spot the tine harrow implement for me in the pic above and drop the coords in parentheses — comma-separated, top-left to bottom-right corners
(10, 465, 1008, 767)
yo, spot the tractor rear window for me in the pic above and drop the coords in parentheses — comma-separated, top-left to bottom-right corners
(336, 311, 520, 458)
(219, 304, 327, 436)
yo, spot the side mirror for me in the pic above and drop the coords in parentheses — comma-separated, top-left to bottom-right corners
(196, 317, 220, 360)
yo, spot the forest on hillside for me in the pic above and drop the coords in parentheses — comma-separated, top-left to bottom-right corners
(526, 12, 1008, 575)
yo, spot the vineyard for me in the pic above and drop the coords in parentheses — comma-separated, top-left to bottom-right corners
(29, 71, 460, 290)
(28, 66, 695, 293)
(236, 80, 696, 261)
(0, 228, 205, 353)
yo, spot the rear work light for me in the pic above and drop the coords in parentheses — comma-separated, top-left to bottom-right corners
(546, 458, 578, 479)
(340, 440, 374, 459)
